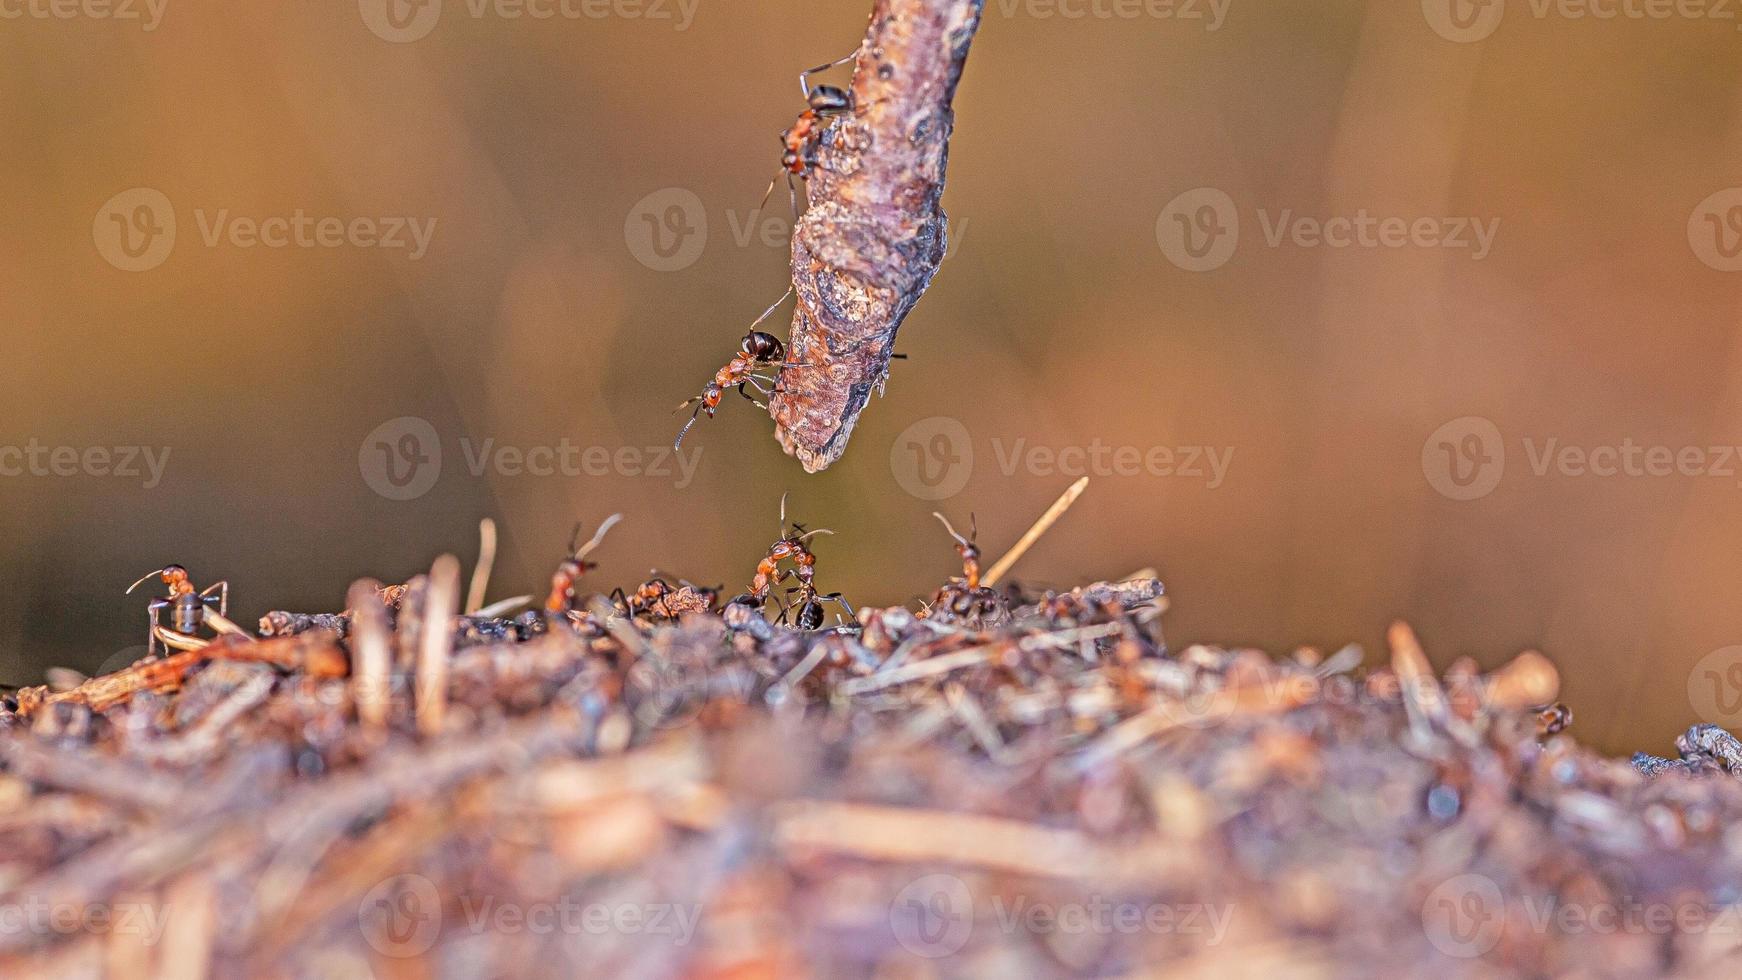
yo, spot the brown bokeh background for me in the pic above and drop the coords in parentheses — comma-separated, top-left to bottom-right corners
(4, 0, 1742, 755)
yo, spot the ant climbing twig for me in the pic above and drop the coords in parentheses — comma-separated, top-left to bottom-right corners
(758, 48, 866, 220)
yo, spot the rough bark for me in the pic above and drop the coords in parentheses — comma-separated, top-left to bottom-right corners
(769, 0, 985, 472)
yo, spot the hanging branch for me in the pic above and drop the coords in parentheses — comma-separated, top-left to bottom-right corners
(769, 0, 985, 472)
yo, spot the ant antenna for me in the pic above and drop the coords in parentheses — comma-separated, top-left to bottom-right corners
(932, 512, 971, 548)
(673, 410, 703, 451)
(125, 569, 166, 595)
(572, 514, 625, 561)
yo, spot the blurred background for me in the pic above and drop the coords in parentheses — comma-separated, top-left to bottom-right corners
(3, 0, 1741, 755)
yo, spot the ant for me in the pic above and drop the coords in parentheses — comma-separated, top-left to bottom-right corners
(543, 514, 623, 622)
(924, 513, 1003, 625)
(674, 290, 795, 450)
(126, 565, 229, 657)
(739, 494, 851, 627)
(759, 49, 864, 219)
(611, 575, 721, 620)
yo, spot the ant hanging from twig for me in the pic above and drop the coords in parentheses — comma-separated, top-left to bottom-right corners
(758, 48, 865, 220)
(126, 565, 229, 657)
(923, 513, 1004, 626)
(543, 514, 623, 622)
(674, 290, 796, 450)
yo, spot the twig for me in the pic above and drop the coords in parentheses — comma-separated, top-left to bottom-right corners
(983, 477, 1090, 586)
(416, 555, 461, 737)
(466, 517, 499, 615)
(348, 579, 392, 731)
(768, 0, 987, 471)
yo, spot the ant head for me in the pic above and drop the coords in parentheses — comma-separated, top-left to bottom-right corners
(932, 513, 979, 559)
(126, 564, 189, 595)
(781, 149, 802, 170)
(741, 330, 785, 363)
(808, 85, 851, 114)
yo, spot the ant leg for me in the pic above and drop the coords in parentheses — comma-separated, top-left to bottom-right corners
(756, 168, 785, 216)
(799, 49, 861, 99)
(200, 580, 229, 618)
(734, 382, 768, 411)
(749, 287, 794, 331)
(146, 598, 169, 657)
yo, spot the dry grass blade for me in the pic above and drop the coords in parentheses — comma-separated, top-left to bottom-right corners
(466, 517, 499, 614)
(982, 476, 1090, 586)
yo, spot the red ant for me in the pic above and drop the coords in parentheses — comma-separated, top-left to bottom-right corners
(759, 49, 863, 219)
(738, 494, 852, 627)
(674, 290, 797, 450)
(611, 575, 721, 620)
(924, 513, 1003, 625)
(126, 564, 229, 657)
(543, 514, 623, 621)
